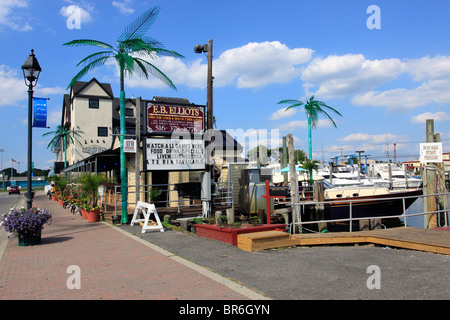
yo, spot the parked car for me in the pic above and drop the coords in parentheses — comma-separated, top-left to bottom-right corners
(8, 185, 21, 195)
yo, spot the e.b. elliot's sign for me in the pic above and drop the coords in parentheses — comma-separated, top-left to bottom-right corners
(145, 138, 205, 171)
(147, 103, 204, 135)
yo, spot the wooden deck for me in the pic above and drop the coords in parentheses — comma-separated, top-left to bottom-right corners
(237, 227, 450, 254)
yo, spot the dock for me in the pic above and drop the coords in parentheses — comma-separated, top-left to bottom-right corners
(237, 227, 450, 255)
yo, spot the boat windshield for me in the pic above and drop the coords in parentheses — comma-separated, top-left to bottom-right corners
(322, 180, 335, 189)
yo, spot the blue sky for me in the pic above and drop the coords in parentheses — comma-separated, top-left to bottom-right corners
(1, 0, 450, 171)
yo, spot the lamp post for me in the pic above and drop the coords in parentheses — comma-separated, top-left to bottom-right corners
(195, 40, 214, 216)
(21, 49, 41, 210)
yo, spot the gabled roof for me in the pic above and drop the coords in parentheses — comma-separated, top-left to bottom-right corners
(70, 78, 114, 101)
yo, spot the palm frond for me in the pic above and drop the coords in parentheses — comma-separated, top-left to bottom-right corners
(76, 51, 116, 67)
(133, 58, 150, 79)
(277, 99, 304, 111)
(133, 57, 176, 90)
(67, 56, 111, 89)
(118, 6, 160, 41)
(64, 39, 115, 50)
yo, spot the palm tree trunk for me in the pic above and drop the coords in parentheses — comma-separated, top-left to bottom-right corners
(119, 71, 128, 223)
(64, 136, 67, 168)
(307, 116, 313, 184)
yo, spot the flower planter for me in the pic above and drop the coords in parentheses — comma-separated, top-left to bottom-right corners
(51, 195, 57, 201)
(80, 208, 88, 219)
(193, 224, 286, 246)
(18, 231, 42, 246)
(86, 209, 100, 223)
(58, 199, 64, 206)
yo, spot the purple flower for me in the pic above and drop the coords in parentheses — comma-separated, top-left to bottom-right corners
(1, 207, 52, 238)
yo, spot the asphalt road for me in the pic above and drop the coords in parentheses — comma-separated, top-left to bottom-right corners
(119, 222, 450, 300)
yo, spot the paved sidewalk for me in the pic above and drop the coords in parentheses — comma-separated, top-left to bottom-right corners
(0, 193, 267, 300)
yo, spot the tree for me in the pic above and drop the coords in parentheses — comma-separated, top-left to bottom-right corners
(278, 95, 342, 180)
(64, 6, 184, 223)
(43, 125, 83, 168)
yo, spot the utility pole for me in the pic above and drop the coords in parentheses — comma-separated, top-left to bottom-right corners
(135, 97, 141, 204)
(282, 136, 288, 184)
(355, 150, 365, 182)
(287, 134, 299, 232)
(424, 119, 438, 229)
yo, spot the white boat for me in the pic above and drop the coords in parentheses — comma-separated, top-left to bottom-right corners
(370, 163, 422, 189)
(316, 165, 390, 188)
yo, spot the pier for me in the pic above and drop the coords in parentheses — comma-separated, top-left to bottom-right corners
(237, 226, 450, 254)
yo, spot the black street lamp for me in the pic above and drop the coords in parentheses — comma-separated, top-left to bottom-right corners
(21, 49, 41, 210)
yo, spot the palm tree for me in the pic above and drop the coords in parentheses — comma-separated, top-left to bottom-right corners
(43, 125, 83, 168)
(64, 6, 184, 223)
(300, 158, 320, 184)
(278, 95, 342, 180)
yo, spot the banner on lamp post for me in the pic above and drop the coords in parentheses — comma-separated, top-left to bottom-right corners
(32, 97, 48, 128)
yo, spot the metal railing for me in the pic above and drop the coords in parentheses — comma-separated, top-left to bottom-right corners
(112, 181, 234, 217)
(290, 191, 449, 233)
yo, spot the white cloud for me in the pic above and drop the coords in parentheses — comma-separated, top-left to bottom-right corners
(126, 41, 313, 90)
(0, 65, 67, 107)
(351, 56, 450, 110)
(352, 79, 450, 110)
(270, 107, 298, 120)
(0, 0, 32, 31)
(112, 0, 134, 15)
(279, 119, 334, 131)
(338, 133, 401, 144)
(214, 41, 313, 88)
(0, 65, 27, 106)
(411, 111, 450, 124)
(302, 54, 405, 98)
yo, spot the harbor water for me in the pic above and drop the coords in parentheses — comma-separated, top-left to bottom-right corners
(402, 196, 449, 228)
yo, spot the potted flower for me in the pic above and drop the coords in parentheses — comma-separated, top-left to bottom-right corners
(1, 207, 52, 246)
(79, 173, 109, 222)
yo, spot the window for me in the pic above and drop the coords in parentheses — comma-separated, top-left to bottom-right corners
(89, 99, 99, 109)
(125, 107, 134, 117)
(98, 127, 108, 137)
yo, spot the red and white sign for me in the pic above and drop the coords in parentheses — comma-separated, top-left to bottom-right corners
(147, 104, 204, 135)
(123, 139, 136, 153)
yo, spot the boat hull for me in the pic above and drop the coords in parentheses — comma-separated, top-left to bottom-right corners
(322, 189, 423, 220)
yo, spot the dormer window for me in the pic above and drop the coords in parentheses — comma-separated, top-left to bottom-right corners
(89, 99, 99, 109)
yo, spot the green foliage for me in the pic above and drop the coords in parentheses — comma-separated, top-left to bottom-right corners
(78, 173, 109, 207)
(42, 125, 84, 168)
(148, 188, 162, 203)
(278, 95, 342, 129)
(63, 6, 184, 90)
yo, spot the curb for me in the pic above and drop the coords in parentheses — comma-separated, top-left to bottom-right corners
(0, 195, 27, 262)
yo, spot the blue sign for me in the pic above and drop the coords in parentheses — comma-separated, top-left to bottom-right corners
(33, 97, 47, 128)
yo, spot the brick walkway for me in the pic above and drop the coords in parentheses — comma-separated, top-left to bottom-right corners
(0, 193, 266, 300)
